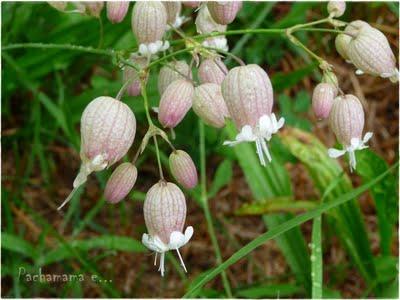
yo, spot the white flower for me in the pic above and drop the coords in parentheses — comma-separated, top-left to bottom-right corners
(142, 226, 193, 276)
(138, 40, 170, 57)
(224, 114, 285, 166)
(328, 132, 373, 172)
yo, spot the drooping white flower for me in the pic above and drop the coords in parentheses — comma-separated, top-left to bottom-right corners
(142, 181, 193, 276)
(221, 64, 284, 166)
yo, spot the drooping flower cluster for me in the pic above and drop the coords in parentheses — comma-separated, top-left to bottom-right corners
(51, 0, 397, 278)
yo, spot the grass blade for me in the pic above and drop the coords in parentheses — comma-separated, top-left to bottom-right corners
(311, 216, 322, 299)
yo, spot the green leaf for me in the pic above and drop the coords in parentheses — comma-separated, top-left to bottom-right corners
(183, 162, 397, 297)
(39, 235, 145, 266)
(208, 159, 233, 198)
(271, 64, 317, 92)
(355, 149, 398, 255)
(235, 197, 317, 215)
(236, 283, 302, 298)
(280, 127, 379, 293)
(1, 233, 36, 258)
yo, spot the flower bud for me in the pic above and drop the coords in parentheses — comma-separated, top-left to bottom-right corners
(158, 60, 191, 96)
(193, 83, 229, 128)
(169, 150, 198, 189)
(107, 1, 129, 23)
(222, 65, 284, 166)
(328, 94, 372, 171)
(123, 55, 148, 97)
(344, 21, 399, 82)
(182, 1, 201, 8)
(158, 79, 194, 128)
(131, 1, 167, 44)
(207, 1, 242, 25)
(85, 2, 104, 17)
(163, 2, 182, 24)
(142, 181, 193, 276)
(335, 33, 352, 62)
(312, 83, 337, 120)
(195, 5, 226, 34)
(198, 58, 228, 85)
(58, 97, 136, 210)
(327, 1, 346, 17)
(104, 162, 138, 204)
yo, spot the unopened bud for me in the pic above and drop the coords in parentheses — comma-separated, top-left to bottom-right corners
(158, 60, 191, 95)
(312, 83, 337, 120)
(198, 58, 228, 85)
(207, 1, 242, 25)
(104, 163, 138, 204)
(335, 33, 352, 62)
(158, 79, 194, 128)
(193, 83, 229, 128)
(327, 1, 346, 17)
(131, 1, 167, 44)
(195, 5, 226, 34)
(107, 1, 129, 23)
(344, 20, 399, 82)
(169, 150, 198, 189)
(123, 55, 148, 97)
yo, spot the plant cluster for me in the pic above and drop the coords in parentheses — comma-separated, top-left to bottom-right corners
(46, 0, 398, 280)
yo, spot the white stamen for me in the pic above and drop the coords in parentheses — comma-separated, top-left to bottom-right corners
(154, 252, 158, 266)
(176, 249, 187, 272)
(160, 253, 165, 277)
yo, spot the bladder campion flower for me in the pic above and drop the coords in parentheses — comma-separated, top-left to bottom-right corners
(169, 150, 198, 189)
(142, 181, 193, 276)
(58, 96, 136, 210)
(328, 94, 372, 171)
(222, 64, 284, 166)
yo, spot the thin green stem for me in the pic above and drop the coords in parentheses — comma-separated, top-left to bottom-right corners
(140, 78, 153, 126)
(199, 120, 233, 298)
(1, 42, 114, 55)
(153, 136, 164, 180)
(148, 47, 195, 69)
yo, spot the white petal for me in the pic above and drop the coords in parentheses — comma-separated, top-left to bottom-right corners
(350, 137, 360, 149)
(155, 40, 162, 48)
(255, 139, 266, 166)
(328, 148, 346, 158)
(223, 140, 240, 146)
(184, 226, 194, 244)
(355, 69, 364, 75)
(363, 132, 373, 143)
(168, 231, 186, 250)
(162, 41, 170, 51)
(276, 117, 285, 130)
(139, 44, 148, 56)
(238, 125, 256, 141)
(149, 43, 158, 54)
(259, 115, 271, 135)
